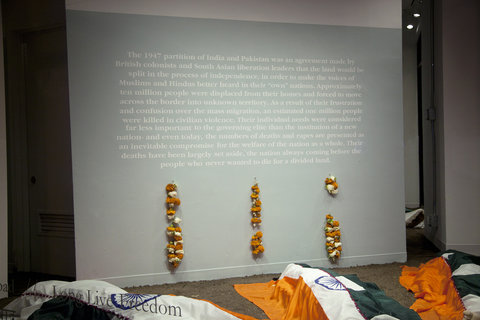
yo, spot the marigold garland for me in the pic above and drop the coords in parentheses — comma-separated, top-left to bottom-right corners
(325, 214, 342, 262)
(250, 182, 264, 256)
(251, 231, 265, 255)
(325, 175, 339, 195)
(165, 183, 183, 268)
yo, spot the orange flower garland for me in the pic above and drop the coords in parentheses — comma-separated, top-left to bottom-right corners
(250, 183, 264, 256)
(165, 183, 183, 268)
(325, 175, 339, 195)
(251, 231, 265, 255)
(325, 214, 342, 261)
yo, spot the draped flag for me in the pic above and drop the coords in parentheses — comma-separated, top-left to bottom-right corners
(5, 280, 257, 320)
(234, 263, 421, 320)
(400, 250, 480, 320)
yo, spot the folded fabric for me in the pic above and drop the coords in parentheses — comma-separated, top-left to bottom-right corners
(235, 263, 421, 320)
(399, 250, 480, 320)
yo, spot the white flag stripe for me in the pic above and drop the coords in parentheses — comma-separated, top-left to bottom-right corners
(462, 294, 480, 313)
(451, 263, 480, 276)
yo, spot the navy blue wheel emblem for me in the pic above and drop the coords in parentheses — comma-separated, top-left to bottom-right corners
(315, 276, 346, 291)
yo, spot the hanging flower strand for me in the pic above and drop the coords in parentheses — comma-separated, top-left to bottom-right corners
(251, 231, 264, 255)
(325, 214, 342, 262)
(325, 175, 339, 195)
(251, 183, 262, 227)
(165, 183, 183, 268)
(250, 181, 264, 255)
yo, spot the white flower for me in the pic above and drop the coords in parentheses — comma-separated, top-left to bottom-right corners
(325, 227, 333, 232)
(167, 214, 175, 220)
(168, 191, 177, 198)
(328, 175, 336, 181)
(175, 249, 184, 254)
(167, 247, 175, 253)
(326, 237, 334, 242)
(330, 189, 339, 195)
(173, 217, 182, 224)
(174, 231, 182, 237)
(329, 250, 338, 258)
(174, 240, 183, 244)
(326, 184, 335, 191)
(335, 242, 342, 248)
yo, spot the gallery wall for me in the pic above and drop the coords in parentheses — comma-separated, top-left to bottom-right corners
(434, 0, 480, 255)
(65, 0, 404, 286)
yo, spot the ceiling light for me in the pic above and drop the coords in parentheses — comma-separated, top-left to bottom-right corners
(406, 24, 414, 30)
(413, 13, 421, 18)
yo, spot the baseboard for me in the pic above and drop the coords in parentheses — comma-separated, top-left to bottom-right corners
(99, 252, 407, 288)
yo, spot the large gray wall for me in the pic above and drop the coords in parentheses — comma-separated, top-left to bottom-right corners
(66, 0, 405, 286)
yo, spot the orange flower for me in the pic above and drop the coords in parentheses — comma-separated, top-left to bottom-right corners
(251, 185, 260, 193)
(167, 208, 176, 215)
(255, 231, 263, 238)
(254, 200, 262, 206)
(332, 221, 339, 227)
(166, 184, 177, 192)
(251, 206, 261, 212)
(250, 193, 259, 199)
(176, 253, 184, 259)
(326, 214, 333, 219)
(257, 245, 265, 253)
(174, 235, 182, 241)
(166, 197, 181, 205)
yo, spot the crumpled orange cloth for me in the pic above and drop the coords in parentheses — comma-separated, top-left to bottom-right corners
(399, 257, 465, 320)
(234, 277, 328, 320)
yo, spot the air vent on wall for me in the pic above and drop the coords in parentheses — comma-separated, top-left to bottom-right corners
(38, 212, 74, 237)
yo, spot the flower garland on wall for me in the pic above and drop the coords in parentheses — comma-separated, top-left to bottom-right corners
(325, 175, 339, 195)
(250, 182, 264, 256)
(165, 183, 183, 268)
(325, 214, 342, 261)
